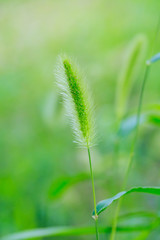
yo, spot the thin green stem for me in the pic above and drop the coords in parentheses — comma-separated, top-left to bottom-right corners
(110, 15, 160, 239)
(110, 64, 151, 240)
(124, 64, 150, 186)
(87, 147, 99, 240)
(110, 16, 160, 240)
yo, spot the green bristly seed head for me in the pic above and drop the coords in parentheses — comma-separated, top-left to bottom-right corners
(55, 56, 94, 147)
(63, 59, 89, 139)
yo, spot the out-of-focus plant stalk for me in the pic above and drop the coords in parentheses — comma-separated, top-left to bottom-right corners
(110, 16, 160, 240)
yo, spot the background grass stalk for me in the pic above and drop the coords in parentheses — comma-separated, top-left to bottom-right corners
(87, 147, 99, 240)
(110, 63, 151, 240)
(110, 15, 160, 240)
(113, 34, 147, 180)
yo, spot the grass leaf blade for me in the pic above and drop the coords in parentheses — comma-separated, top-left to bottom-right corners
(93, 187, 160, 216)
(1, 224, 156, 240)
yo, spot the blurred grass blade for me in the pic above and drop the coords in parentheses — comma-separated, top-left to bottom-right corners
(135, 232, 153, 240)
(147, 114, 160, 126)
(1, 226, 97, 240)
(116, 34, 147, 119)
(93, 187, 160, 216)
(1, 224, 156, 240)
(2, 213, 159, 240)
(118, 211, 159, 231)
(119, 211, 158, 222)
(49, 173, 90, 199)
(118, 115, 144, 136)
(119, 113, 160, 136)
(146, 103, 160, 111)
(134, 218, 160, 240)
(147, 52, 160, 63)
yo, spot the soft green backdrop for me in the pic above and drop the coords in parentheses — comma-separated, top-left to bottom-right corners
(0, 0, 160, 239)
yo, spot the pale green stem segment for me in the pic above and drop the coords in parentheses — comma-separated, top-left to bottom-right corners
(87, 147, 99, 240)
(110, 64, 151, 240)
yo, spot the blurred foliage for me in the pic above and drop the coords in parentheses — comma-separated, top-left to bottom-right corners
(0, 0, 160, 239)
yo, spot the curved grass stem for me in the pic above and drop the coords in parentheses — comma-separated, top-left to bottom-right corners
(110, 14, 160, 240)
(87, 147, 99, 240)
(110, 64, 151, 240)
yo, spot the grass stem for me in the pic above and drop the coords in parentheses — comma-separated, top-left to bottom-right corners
(110, 64, 151, 240)
(87, 147, 99, 240)
(110, 15, 160, 240)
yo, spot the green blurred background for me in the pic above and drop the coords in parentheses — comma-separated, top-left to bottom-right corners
(0, 0, 160, 239)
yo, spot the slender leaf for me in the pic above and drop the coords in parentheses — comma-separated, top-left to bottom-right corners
(1, 224, 155, 240)
(93, 187, 160, 216)
(2, 211, 159, 240)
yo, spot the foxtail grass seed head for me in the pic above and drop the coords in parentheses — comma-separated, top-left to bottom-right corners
(55, 55, 95, 147)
